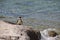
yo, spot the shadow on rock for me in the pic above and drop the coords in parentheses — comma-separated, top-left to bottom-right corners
(26, 29, 41, 40)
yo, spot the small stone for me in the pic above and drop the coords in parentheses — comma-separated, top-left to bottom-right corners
(48, 31, 58, 37)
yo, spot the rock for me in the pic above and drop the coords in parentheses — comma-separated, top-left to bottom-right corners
(41, 29, 60, 40)
(48, 31, 58, 37)
(42, 28, 58, 37)
(0, 20, 41, 40)
(25, 29, 41, 40)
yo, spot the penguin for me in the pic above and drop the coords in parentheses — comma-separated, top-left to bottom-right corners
(16, 17, 23, 25)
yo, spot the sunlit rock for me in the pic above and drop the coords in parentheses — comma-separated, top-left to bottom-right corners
(0, 20, 41, 40)
(40, 28, 60, 40)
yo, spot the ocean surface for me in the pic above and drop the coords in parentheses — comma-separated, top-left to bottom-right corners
(0, 0, 60, 28)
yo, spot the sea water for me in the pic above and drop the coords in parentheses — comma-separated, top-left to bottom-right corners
(0, 0, 60, 28)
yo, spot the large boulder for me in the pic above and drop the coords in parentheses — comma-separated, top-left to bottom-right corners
(0, 20, 41, 40)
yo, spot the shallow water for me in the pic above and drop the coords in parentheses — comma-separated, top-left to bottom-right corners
(0, 0, 60, 28)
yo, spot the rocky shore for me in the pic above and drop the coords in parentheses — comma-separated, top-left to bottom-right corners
(0, 20, 60, 40)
